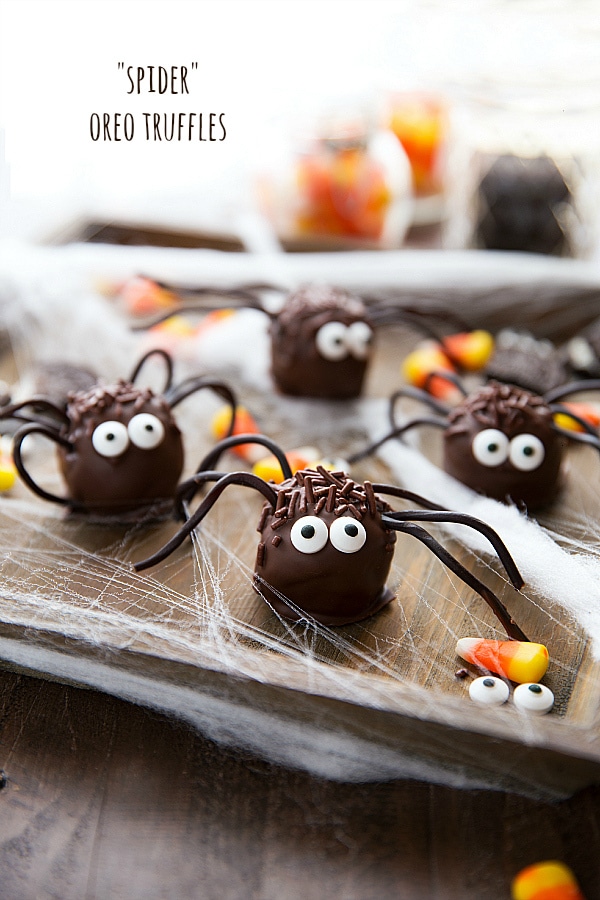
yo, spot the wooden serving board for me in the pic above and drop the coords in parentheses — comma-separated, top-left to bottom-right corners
(0, 300, 599, 800)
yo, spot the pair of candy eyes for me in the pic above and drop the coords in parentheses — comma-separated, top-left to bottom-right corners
(315, 321, 373, 362)
(91, 413, 165, 458)
(471, 429, 545, 471)
(290, 515, 367, 554)
(469, 676, 554, 713)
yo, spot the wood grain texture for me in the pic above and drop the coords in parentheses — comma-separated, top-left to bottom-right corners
(0, 669, 599, 900)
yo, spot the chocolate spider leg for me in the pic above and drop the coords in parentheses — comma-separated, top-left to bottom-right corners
(12, 423, 82, 508)
(545, 378, 600, 403)
(552, 425, 600, 451)
(174, 470, 228, 519)
(176, 434, 292, 510)
(194, 434, 293, 479)
(383, 518, 528, 641)
(382, 509, 523, 590)
(0, 398, 70, 428)
(134, 471, 278, 571)
(177, 434, 292, 509)
(348, 418, 446, 464)
(130, 297, 277, 332)
(372, 483, 454, 511)
(164, 377, 238, 437)
(365, 298, 472, 333)
(388, 385, 452, 431)
(148, 277, 282, 306)
(129, 348, 174, 393)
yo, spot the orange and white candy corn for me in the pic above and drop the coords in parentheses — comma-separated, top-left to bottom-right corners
(553, 401, 600, 434)
(253, 446, 319, 483)
(401, 341, 462, 402)
(119, 276, 179, 316)
(442, 329, 494, 371)
(456, 638, 549, 684)
(253, 448, 346, 484)
(512, 860, 585, 900)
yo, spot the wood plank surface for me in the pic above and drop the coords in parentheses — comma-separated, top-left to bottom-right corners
(1, 668, 599, 900)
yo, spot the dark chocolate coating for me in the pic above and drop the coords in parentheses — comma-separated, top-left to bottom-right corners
(443, 382, 565, 510)
(58, 382, 184, 514)
(270, 285, 373, 399)
(253, 469, 396, 624)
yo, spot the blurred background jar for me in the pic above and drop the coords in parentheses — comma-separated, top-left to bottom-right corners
(256, 105, 413, 251)
(383, 89, 451, 229)
(444, 79, 600, 259)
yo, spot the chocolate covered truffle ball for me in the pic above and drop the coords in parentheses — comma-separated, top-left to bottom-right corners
(58, 381, 184, 515)
(444, 381, 565, 509)
(270, 285, 374, 399)
(253, 467, 396, 624)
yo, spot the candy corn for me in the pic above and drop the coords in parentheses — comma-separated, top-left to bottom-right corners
(456, 638, 549, 684)
(253, 448, 346, 484)
(210, 406, 261, 461)
(118, 276, 179, 316)
(253, 446, 319, 483)
(442, 330, 494, 371)
(146, 310, 235, 354)
(512, 860, 586, 900)
(401, 341, 462, 401)
(553, 401, 600, 434)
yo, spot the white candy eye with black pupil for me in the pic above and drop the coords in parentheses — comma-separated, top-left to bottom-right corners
(471, 429, 509, 467)
(290, 516, 329, 554)
(346, 321, 373, 360)
(91, 420, 129, 458)
(329, 517, 367, 553)
(315, 321, 349, 361)
(468, 675, 509, 706)
(127, 413, 165, 449)
(509, 433, 545, 471)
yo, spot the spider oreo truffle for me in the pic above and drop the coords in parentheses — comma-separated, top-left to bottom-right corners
(136, 435, 529, 639)
(56, 382, 184, 514)
(4, 350, 237, 517)
(444, 381, 564, 509)
(269, 285, 373, 399)
(254, 468, 396, 625)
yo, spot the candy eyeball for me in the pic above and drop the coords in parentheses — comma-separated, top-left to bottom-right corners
(329, 517, 367, 553)
(508, 433, 545, 471)
(346, 321, 373, 360)
(290, 515, 329, 554)
(468, 675, 510, 706)
(315, 321, 349, 361)
(127, 413, 165, 449)
(513, 682, 555, 715)
(91, 420, 129, 458)
(472, 429, 509, 467)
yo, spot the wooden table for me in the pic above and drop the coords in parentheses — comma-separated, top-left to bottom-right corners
(0, 667, 598, 900)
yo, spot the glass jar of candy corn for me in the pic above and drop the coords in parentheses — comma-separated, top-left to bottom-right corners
(257, 110, 413, 250)
(444, 82, 600, 259)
